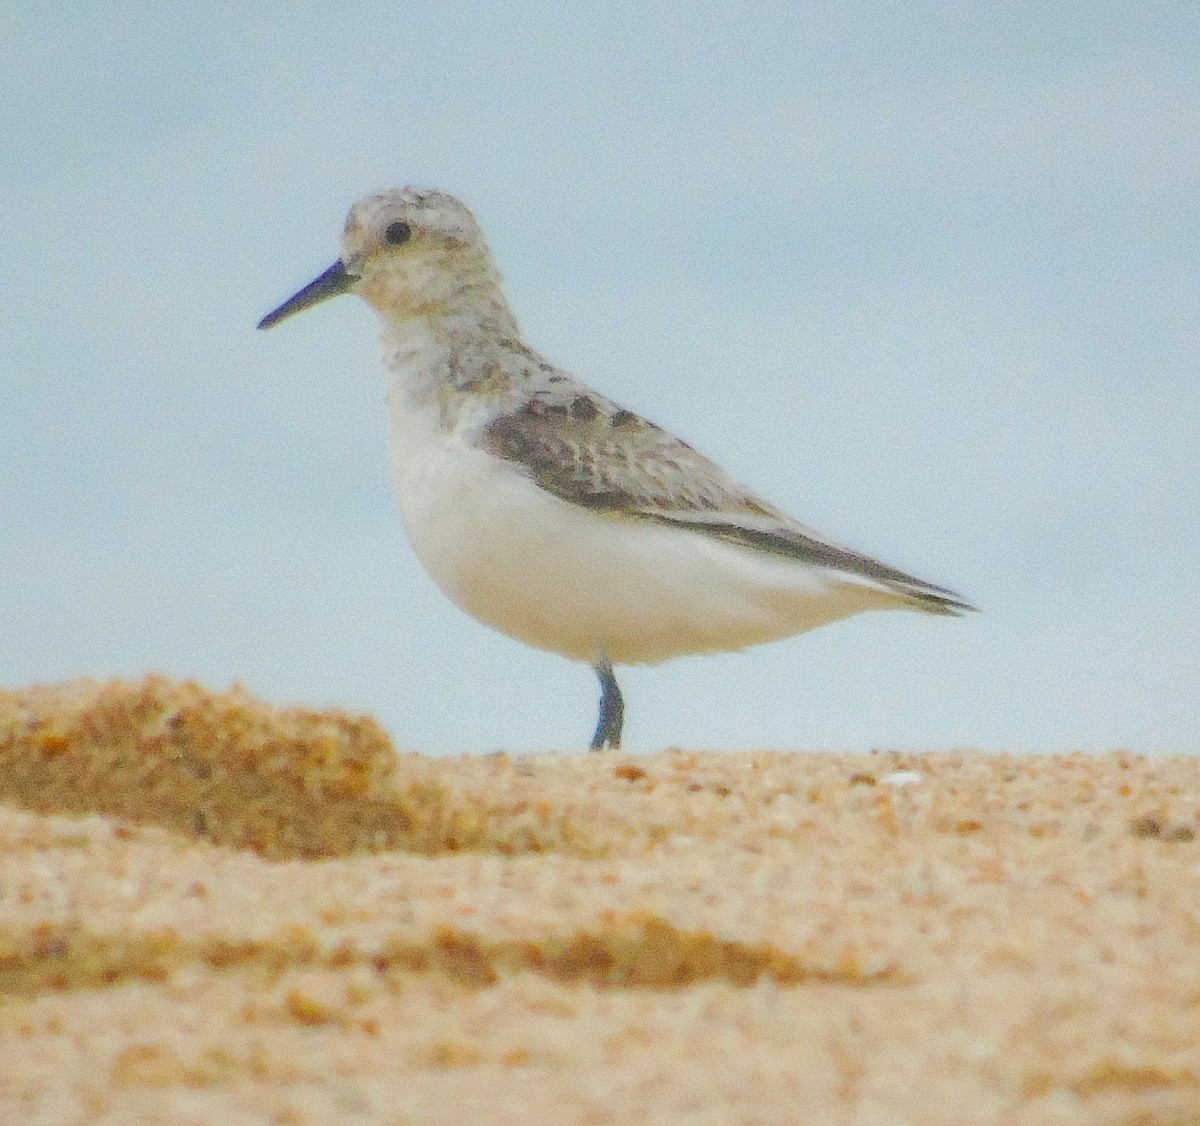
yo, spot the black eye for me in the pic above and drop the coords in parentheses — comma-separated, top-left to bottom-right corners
(383, 220, 411, 246)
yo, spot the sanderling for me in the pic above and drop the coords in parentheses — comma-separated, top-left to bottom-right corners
(259, 188, 973, 749)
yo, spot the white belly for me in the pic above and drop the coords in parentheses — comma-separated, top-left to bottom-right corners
(387, 394, 899, 666)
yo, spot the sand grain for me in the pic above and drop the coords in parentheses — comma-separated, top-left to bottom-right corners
(1, 677, 1198, 1124)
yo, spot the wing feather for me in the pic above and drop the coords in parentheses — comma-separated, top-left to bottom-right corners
(481, 384, 973, 613)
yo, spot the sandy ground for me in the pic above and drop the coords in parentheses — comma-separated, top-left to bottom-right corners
(1, 676, 1198, 1125)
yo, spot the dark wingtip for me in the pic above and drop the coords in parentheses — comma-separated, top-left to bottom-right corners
(908, 586, 978, 616)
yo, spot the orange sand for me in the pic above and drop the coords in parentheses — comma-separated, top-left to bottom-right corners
(1, 676, 1198, 1124)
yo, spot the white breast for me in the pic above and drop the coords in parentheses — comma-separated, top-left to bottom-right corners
(384, 373, 898, 667)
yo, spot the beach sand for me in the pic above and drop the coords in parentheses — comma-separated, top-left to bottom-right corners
(1, 676, 1197, 1124)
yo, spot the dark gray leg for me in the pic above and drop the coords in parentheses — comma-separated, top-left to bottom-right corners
(589, 656, 624, 751)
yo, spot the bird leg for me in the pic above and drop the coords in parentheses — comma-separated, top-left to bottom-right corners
(590, 656, 624, 751)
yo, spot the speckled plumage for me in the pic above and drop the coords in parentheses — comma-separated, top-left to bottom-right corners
(259, 188, 973, 747)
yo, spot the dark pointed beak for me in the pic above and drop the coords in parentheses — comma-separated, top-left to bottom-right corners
(257, 260, 356, 330)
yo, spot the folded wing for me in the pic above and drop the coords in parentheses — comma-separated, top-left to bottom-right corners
(482, 382, 973, 615)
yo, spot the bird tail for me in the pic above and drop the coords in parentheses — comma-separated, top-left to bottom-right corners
(889, 579, 976, 617)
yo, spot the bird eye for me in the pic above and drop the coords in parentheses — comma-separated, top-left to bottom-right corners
(383, 220, 412, 246)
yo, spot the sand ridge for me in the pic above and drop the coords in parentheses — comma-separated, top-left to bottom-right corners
(1, 676, 1199, 1124)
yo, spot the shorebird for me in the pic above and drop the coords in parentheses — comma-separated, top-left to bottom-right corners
(259, 188, 973, 749)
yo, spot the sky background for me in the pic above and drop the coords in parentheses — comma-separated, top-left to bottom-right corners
(2, 3, 1197, 754)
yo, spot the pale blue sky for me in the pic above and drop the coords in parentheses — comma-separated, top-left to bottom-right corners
(2, 3, 1197, 752)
